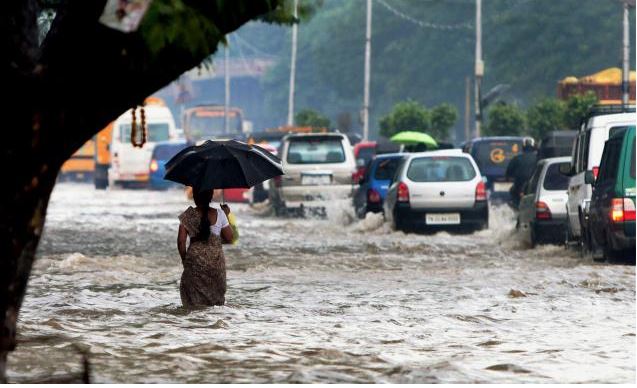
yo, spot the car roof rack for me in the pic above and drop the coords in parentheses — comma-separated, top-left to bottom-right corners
(584, 103, 635, 119)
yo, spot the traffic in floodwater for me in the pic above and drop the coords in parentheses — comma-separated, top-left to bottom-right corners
(8, 184, 635, 383)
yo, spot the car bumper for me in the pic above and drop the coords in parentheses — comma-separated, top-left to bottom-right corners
(396, 201, 489, 229)
(609, 222, 636, 251)
(532, 218, 568, 243)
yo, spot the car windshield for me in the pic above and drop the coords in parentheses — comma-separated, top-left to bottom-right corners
(473, 140, 523, 171)
(543, 162, 571, 191)
(153, 144, 186, 160)
(120, 123, 170, 143)
(407, 156, 476, 182)
(287, 138, 346, 164)
(357, 147, 375, 164)
(186, 111, 242, 141)
(374, 158, 401, 180)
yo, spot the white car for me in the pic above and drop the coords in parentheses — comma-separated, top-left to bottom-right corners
(269, 133, 356, 215)
(566, 107, 635, 244)
(517, 156, 571, 246)
(384, 149, 488, 232)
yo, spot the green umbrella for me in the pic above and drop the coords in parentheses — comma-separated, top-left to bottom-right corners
(390, 131, 438, 148)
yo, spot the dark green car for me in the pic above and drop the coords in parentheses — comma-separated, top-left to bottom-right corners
(588, 126, 635, 261)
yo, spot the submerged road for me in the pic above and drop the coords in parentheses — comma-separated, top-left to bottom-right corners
(7, 183, 635, 383)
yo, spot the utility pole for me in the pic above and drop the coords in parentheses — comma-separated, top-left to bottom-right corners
(224, 44, 230, 134)
(621, 0, 631, 108)
(474, 0, 483, 138)
(363, 0, 372, 141)
(465, 76, 471, 142)
(287, 0, 299, 126)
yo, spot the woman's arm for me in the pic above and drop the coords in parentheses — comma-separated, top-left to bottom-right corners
(220, 225, 234, 244)
(177, 224, 188, 260)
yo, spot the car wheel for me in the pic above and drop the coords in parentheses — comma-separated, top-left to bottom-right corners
(589, 229, 604, 262)
(602, 232, 620, 261)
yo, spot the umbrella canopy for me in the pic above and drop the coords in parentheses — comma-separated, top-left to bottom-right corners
(390, 131, 438, 148)
(164, 140, 283, 192)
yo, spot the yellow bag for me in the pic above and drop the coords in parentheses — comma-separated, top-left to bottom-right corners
(227, 212, 239, 244)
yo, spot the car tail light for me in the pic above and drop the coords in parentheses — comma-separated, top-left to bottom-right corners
(149, 159, 158, 173)
(367, 188, 381, 203)
(475, 181, 487, 201)
(273, 175, 282, 188)
(397, 182, 409, 203)
(536, 201, 552, 220)
(610, 198, 636, 222)
(592, 166, 599, 179)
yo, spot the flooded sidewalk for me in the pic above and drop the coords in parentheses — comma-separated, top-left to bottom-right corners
(7, 183, 635, 383)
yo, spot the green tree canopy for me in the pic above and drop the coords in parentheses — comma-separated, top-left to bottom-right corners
(295, 108, 331, 129)
(484, 103, 526, 136)
(379, 100, 431, 138)
(526, 98, 567, 139)
(563, 91, 599, 129)
(430, 103, 459, 141)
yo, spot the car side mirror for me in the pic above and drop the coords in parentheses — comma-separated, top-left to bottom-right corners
(584, 170, 596, 185)
(559, 163, 573, 176)
(356, 158, 366, 168)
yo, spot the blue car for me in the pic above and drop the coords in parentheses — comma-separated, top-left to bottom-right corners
(353, 153, 404, 218)
(149, 141, 187, 189)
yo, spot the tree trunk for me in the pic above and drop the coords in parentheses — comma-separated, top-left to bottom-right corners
(0, 0, 282, 382)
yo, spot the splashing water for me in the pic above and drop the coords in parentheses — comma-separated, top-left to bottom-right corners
(7, 184, 635, 383)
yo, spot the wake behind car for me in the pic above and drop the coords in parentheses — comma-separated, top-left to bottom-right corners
(384, 149, 488, 232)
(517, 156, 571, 246)
(269, 133, 356, 216)
(588, 126, 635, 261)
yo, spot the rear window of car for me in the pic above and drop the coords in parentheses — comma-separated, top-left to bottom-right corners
(473, 140, 523, 170)
(286, 137, 346, 164)
(153, 144, 186, 160)
(374, 158, 401, 180)
(357, 147, 375, 163)
(543, 162, 571, 191)
(407, 156, 476, 182)
(121, 123, 170, 143)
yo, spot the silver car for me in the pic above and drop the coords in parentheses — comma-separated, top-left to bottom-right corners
(517, 156, 571, 246)
(384, 149, 489, 232)
(269, 133, 356, 215)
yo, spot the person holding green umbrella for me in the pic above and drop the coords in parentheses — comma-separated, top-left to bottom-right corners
(390, 131, 438, 152)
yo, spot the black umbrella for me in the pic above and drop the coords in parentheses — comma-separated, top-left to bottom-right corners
(164, 139, 283, 192)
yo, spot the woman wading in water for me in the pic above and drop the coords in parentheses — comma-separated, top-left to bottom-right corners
(177, 189, 233, 308)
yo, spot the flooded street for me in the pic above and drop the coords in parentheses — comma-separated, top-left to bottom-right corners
(7, 183, 635, 383)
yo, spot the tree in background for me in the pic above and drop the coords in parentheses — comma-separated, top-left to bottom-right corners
(0, 0, 286, 381)
(526, 92, 598, 139)
(563, 91, 598, 130)
(430, 103, 459, 141)
(295, 108, 331, 129)
(484, 103, 526, 136)
(379, 100, 431, 138)
(526, 98, 567, 139)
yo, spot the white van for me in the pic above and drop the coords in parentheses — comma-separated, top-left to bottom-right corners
(109, 98, 179, 187)
(566, 107, 635, 242)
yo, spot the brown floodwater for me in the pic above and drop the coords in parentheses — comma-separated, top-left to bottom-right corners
(7, 183, 636, 383)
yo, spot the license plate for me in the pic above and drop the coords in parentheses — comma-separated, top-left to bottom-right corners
(494, 182, 513, 192)
(426, 213, 461, 225)
(302, 174, 331, 185)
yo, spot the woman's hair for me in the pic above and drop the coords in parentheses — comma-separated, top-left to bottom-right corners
(193, 188, 213, 240)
